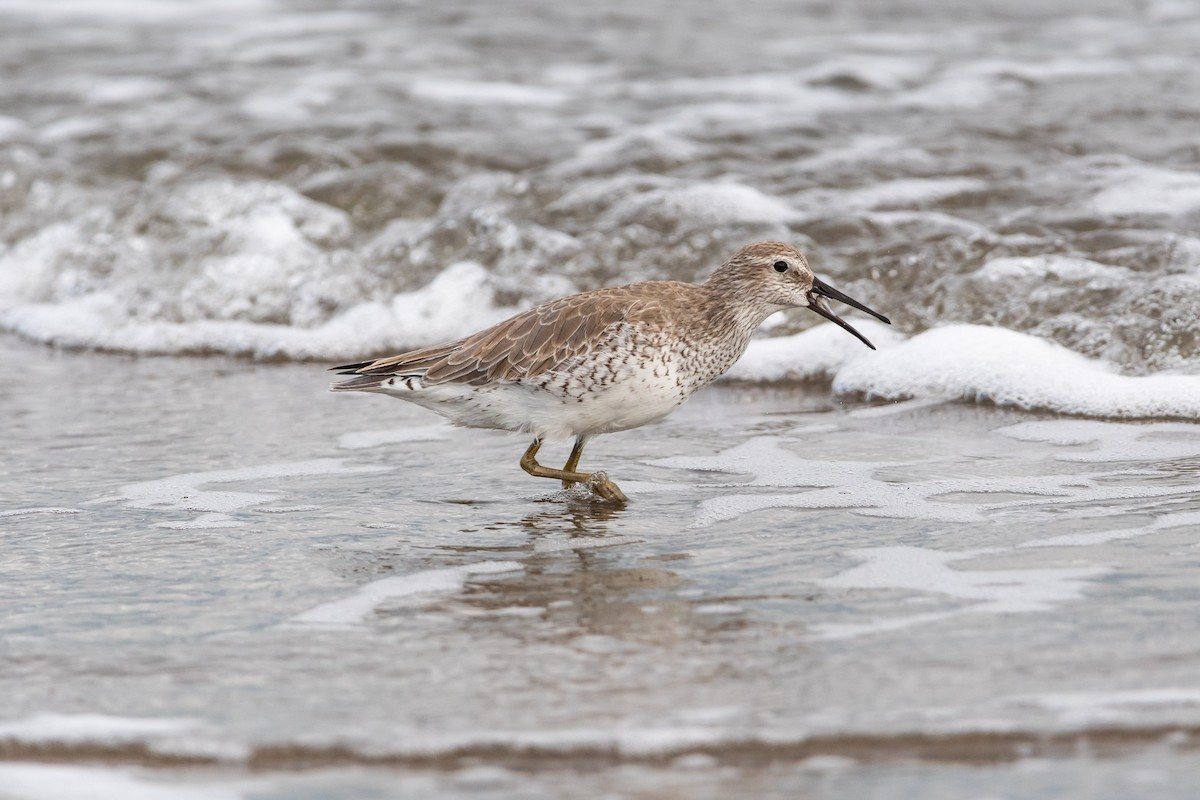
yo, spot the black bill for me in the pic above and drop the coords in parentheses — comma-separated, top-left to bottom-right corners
(806, 276, 892, 350)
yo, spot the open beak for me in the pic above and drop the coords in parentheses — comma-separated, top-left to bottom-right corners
(806, 276, 891, 350)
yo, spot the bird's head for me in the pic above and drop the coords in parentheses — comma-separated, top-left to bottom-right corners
(707, 241, 891, 349)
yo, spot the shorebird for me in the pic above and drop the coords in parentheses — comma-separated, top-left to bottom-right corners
(332, 241, 889, 503)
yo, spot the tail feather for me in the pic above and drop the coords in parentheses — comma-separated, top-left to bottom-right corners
(330, 375, 384, 392)
(330, 371, 426, 393)
(329, 340, 464, 392)
(329, 360, 376, 374)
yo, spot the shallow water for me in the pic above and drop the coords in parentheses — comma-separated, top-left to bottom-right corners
(3, 0, 1200, 796)
(4, 338, 1200, 796)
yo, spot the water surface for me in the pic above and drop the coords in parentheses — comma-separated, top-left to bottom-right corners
(2, 0, 1200, 796)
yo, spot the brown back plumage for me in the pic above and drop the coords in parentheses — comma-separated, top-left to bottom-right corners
(331, 282, 695, 390)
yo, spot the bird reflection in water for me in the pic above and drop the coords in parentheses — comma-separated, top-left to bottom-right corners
(440, 504, 741, 645)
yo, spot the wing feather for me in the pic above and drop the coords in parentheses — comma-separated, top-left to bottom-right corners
(330, 282, 688, 391)
(424, 290, 631, 385)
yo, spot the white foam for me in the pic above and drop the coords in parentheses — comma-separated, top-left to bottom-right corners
(726, 320, 903, 383)
(0, 764, 243, 800)
(973, 254, 1135, 284)
(893, 54, 1142, 113)
(657, 434, 1196, 530)
(287, 561, 523, 627)
(660, 437, 1014, 525)
(0, 713, 195, 744)
(800, 54, 933, 91)
(1020, 510, 1200, 549)
(631, 75, 858, 137)
(104, 459, 388, 529)
(1, 260, 521, 361)
(802, 177, 987, 211)
(812, 546, 1107, 640)
(0, 507, 82, 518)
(995, 420, 1200, 462)
(153, 517, 245, 530)
(694, 603, 744, 616)
(251, 505, 322, 514)
(84, 77, 172, 106)
(0, 115, 33, 143)
(602, 181, 799, 229)
(895, 71, 999, 109)
(1001, 689, 1200, 727)
(792, 134, 935, 171)
(861, 210, 993, 239)
(1012, 688, 1200, 712)
(0, 0, 268, 19)
(408, 78, 568, 107)
(240, 76, 342, 121)
(975, 56, 1133, 83)
(550, 128, 703, 176)
(694, 473, 1189, 531)
(1092, 162, 1200, 217)
(1144, 0, 1200, 21)
(653, 436, 884, 488)
(833, 325, 1200, 419)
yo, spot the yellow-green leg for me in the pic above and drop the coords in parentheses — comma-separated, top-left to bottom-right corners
(561, 437, 586, 489)
(520, 438, 627, 503)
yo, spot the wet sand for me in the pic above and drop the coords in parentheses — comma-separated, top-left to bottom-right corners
(4, 335, 1200, 797)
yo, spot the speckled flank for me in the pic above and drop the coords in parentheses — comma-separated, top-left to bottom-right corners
(332, 241, 887, 441)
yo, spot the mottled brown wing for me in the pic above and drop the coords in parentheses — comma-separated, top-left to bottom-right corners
(423, 287, 637, 386)
(328, 338, 470, 390)
(335, 339, 466, 374)
(335, 285, 652, 389)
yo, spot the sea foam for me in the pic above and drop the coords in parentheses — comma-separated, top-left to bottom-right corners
(729, 322, 1200, 420)
(827, 324, 1200, 420)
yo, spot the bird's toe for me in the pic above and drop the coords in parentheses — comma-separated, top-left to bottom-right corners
(586, 472, 628, 504)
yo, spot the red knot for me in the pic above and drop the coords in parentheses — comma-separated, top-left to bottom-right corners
(332, 241, 889, 503)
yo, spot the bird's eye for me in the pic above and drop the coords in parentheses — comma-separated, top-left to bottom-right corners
(773, 261, 788, 273)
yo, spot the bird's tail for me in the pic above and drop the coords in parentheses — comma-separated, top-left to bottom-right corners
(329, 361, 396, 392)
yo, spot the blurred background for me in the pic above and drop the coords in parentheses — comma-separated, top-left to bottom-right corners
(2, 0, 1198, 371)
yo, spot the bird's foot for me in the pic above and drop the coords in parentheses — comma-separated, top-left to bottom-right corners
(585, 471, 628, 504)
